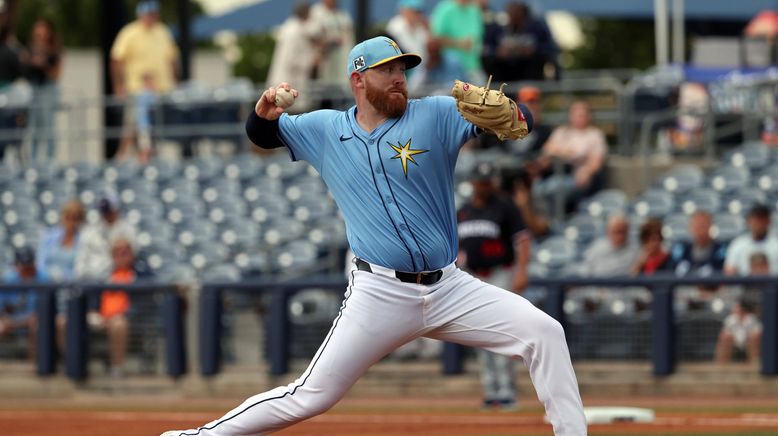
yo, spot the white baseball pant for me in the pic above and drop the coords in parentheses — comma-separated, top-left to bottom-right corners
(164, 262, 587, 436)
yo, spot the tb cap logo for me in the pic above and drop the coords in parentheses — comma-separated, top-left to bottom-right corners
(353, 56, 366, 72)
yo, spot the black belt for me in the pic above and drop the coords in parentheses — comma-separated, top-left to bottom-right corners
(355, 258, 443, 285)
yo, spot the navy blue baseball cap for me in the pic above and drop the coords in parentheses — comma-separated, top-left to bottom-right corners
(347, 36, 422, 76)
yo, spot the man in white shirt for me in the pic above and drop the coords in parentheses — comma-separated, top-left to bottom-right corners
(267, 3, 317, 111)
(386, 0, 429, 68)
(309, 0, 354, 87)
(724, 204, 778, 275)
(74, 191, 136, 281)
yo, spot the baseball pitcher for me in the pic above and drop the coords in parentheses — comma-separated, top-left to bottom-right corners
(162, 36, 586, 436)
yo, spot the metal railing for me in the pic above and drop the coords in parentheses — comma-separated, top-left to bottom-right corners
(2, 273, 776, 380)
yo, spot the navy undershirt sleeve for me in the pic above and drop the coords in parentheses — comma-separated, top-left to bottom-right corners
(245, 110, 285, 149)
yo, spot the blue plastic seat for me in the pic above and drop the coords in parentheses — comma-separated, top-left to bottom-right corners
(563, 213, 605, 247)
(271, 240, 319, 272)
(709, 166, 750, 194)
(632, 189, 674, 218)
(657, 165, 704, 195)
(201, 263, 242, 283)
(250, 196, 291, 224)
(187, 242, 229, 271)
(534, 236, 578, 270)
(102, 161, 140, 184)
(724, 189, 767, 215)
(711, 213, 745, 242)
(727, 142, 770, 171)
(661, 213, 690, 243)
(182, 157, 224, 183)
(224, 154, 263, 182)
(679, 189, 720, 215)
(142, 159, 180, 184)
(582, 189, 628, 218)
(262, 219, 305, 246)
(233, 251, 270, 278)
(61, 161, 100, 184)
(307, 219, 348, 249)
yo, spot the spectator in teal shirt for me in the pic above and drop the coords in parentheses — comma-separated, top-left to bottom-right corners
(430, 0, 484, 83)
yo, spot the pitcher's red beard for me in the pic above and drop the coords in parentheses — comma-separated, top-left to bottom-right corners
(365, 79, 408, 118)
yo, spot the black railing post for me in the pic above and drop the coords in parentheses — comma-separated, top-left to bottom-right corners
(545, 284, 567, 331)
(269, 288, 291, 376)
(35, 287, 57, 376)
(164, 290, 187, 378)
(442, 343, 465, 375)
(199, 286, 222, 376)
(762, 284, 778, 375)
(65, 290, 88, 381)
(651, 284, 675, 376)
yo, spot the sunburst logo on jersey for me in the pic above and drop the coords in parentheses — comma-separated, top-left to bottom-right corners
(389, 138, 428, 177)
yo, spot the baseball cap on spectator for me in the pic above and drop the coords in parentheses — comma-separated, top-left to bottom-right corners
(347, 36, 422, 76)
(748, 203, 771, 219)
(136, 0, 160, 17)
(14, 246, 35, 266)
(518, 86, 541, 103)
(97, 190, 120, 215)
(399, 0, 425, 11)
(469, 162, 496, 181)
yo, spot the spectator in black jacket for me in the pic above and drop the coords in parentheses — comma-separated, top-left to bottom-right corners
(670, 210, 727, 277)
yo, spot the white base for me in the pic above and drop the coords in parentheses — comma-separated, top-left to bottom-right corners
(545, 407, 655, 424)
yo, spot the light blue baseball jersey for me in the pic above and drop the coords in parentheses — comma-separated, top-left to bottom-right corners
(278, 96, 478, 272)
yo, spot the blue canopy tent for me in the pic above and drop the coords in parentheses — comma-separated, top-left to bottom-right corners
(191, 0, 778, 40)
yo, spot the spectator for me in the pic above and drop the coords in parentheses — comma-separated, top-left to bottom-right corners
(482, 1, 557, 82)
(507, 167, 549, 238)
(670, 210, 728, 277)
(507, 86, 552, 160)
(386, 0, 429, 68)
(133, 72, 157, 164)
(407, 37, 467, 94)
(309, 0, 354, 87)
(37, 200, 86, 282)
(110, 0, 179, 160)
(631, 218, 673, 275)
(267, 2, 317, 112)
(583, 214, 639, 277)
(1, 246, 47, 361)
(531, 100, 607, 215)
(457, 162, 530, 410)
(87, 237, 150, 377)
(714, 295, 762, 365)
(74, 191, 136, 281)
(724, 204, 778, 275)
(0, 0, 22, 88)
(22, 18, 62, 162)
(430, 0, 485, 83)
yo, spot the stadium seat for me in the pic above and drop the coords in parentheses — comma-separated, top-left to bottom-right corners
(224, 154, 263, 182)
(724, 189, 767, 215)
(307, 218, 348, 250)
(62, 161, 100, 184)
(262, 219, 305, 247)
(37, 182, 77, 208)
(102, 161, 139, 184)
(187, 242, 229, 271)
(563, 213, 604, 247)
(727, 142, 771, 171)
(233, 250, 270, 278)
(271, 240, 319, 273)
(182, 157, 224, 183)
(582, 189, 628, 218)
(534, 236, 578, 270)
(250, 195, 291, 224)
(142, 159, 180, 184)
(679, 188, 721, 214)
(661, 213, 690, 243)
(755, 166, 778, 195)
(657, 165, 704, 194)
(711, 213, 746, 242)
(218, 218, 260, 250)
(23, 161, 60, 185)
(632, 189, 674, 218)
(709, 165, 750, 194)
(202, 263, 243, 283)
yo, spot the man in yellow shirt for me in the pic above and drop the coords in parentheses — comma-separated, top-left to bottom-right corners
(110, 0, 179, 160)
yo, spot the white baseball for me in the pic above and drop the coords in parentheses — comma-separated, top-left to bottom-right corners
(274, 88, 295, 109)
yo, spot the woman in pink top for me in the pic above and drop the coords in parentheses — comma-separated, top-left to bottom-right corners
(530, 100, 607, 214)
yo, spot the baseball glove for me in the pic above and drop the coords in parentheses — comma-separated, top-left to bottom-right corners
(451, 76, 532, 141)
